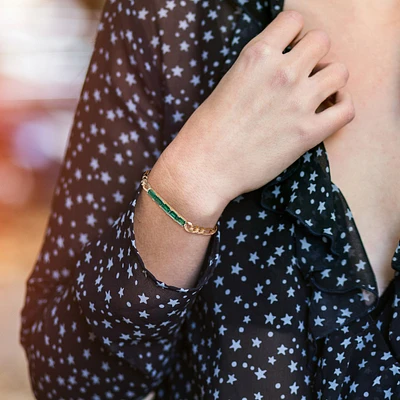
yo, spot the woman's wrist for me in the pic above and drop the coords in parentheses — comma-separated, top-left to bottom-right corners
(149, 148, 229, 228)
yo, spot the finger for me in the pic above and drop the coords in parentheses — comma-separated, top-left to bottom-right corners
(309, 62, 350, 108)
(288, 29, 331, 77)
(314, 89, 356, 139)
(247, 10, 304, 53)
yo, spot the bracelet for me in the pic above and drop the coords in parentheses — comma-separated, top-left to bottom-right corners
(140, 169, 218, 236)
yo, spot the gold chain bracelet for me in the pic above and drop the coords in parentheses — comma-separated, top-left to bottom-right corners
(140, 170, 218, 236)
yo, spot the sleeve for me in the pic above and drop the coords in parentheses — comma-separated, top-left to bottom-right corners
(19, 0, 222, 398)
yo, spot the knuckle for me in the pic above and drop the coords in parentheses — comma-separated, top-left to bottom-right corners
(334, 62, 350, 83)
(271, 65, 297, 87)
(305, 93, 319, 113)
(308, 29, 331, 50)
(242, 40, 274, 60)
(288, 95, 305, 113)
(296, 119, 314, 140)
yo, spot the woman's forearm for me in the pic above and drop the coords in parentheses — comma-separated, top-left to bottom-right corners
(133, 150, 227, 289)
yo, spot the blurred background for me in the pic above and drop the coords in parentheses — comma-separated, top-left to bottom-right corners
(0, 0, 105, 398)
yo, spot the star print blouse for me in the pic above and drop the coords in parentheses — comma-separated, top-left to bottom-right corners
(20, 0, 400, 399)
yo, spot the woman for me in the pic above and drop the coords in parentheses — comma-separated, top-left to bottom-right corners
(20, 0, 400, 398)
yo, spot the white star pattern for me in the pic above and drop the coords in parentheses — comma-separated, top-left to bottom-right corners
(19, 1, 400, 399)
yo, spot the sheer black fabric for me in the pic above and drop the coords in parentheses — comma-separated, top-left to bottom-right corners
(20, 0, 400, 399)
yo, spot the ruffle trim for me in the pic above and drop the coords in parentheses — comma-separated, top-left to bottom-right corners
(309, 282, 400, 397)
(259, 142, 384, 340)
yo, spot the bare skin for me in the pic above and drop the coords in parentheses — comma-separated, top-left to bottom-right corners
(284, 0, 400, 296)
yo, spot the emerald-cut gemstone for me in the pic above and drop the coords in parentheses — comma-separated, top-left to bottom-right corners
(170, 212, 184, 225)
(176, 216, 185, 225)
(161, 203, 170, 213)
(148, 189, 157, 199)
(147, 189, 186, 226)
(149, 190, 163, 206)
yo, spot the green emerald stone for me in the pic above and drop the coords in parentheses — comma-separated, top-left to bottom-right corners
(176, 217, 185, 225)
(161, 203, 170, 213)
(148, 189, 157, 199)
(147, 189, 186, 226)
(170, 212, 184, 225)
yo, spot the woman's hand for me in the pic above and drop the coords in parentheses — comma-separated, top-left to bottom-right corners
(161, 10, 355, 208)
